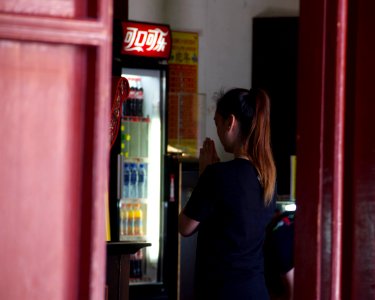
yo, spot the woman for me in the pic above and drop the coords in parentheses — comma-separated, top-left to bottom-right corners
(264, 211, 295, 300)
(179, 88, 277, 300)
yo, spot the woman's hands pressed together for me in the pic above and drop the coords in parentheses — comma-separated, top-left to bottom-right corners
(199, 138, 220, 175)
(179, 138, 219, 236)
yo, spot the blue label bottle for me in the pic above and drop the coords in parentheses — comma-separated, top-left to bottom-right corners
(129, 163, 138, 198)
(123, 163, 130, 198)
(138, 163, 147, 198)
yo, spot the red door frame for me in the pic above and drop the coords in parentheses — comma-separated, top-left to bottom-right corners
(0, 1, 112, 299)
(295, 0, 375, 299)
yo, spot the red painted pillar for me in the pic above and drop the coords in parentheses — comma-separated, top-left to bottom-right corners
(343, 0, 375, 299)
(296, 0, 375, 299)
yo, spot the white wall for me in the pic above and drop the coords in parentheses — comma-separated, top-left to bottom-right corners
(128, 0, 167, 24)
(129, 0, 299, 160)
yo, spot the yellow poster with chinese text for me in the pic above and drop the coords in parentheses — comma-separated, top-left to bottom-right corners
(168, 32, 201, 157)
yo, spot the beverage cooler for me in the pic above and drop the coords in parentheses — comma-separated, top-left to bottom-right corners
(109, 20, 175, 300)
(117, 67, 166, 283)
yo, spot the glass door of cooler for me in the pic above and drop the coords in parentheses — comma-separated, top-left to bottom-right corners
(118, 68, 166, 285)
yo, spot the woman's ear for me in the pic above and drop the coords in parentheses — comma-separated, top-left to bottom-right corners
(227, 114, 236, 131)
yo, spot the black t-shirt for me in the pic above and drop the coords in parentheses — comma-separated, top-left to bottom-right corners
(263, 211, 295, 297)
(184, 158, 276, 299)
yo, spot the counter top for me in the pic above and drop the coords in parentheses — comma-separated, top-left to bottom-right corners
(106, 241, 151, 256)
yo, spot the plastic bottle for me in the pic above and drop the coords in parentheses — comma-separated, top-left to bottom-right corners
(129, 253, 136, 278)
(126, 78, 136, 116)
(122, 98, 127, 117)
(134, 249, 143, 278)
(133, 203, 143, 236)
(135, 78, 144, 116)
(137, 163, 147, 198)
(123, 163, 130, 198)
(126, 203, 134, 236)
(125, 78, 131, 116)
(129, 163, 138, 198)
(119, 202, 126, 238)
(122, 204, 129, 239)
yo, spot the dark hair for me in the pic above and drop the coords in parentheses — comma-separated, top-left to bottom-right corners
(216, 88, 276, 205)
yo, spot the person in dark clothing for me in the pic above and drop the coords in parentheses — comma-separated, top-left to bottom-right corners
(179, 88, 277, 300)
(264, 211, 295, 300)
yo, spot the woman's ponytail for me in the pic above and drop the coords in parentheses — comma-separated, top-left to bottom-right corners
(247, 89, 276, 206)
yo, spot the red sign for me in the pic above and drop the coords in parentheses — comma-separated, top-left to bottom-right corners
(121, 21, 171, 59)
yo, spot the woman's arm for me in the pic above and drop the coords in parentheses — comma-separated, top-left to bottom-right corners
(179, 138, 216, 237)
(178, 210, 200, 237)
(281, 268, 294, 300)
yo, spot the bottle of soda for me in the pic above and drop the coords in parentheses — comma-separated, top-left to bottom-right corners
(126, 77, 136, 116)
(137, 163, 147, 198)
(125, 78, 131, 116)
(123, 163, 130, 198)
(133, 249, 143, 279)
(119, 202, 126, 239)
(126, 203, 134, 236)
(122, 96, 127, 117)
(135, 78, 144, 116)
(129, 253, 136, 278)
(133, 203, 143, 236)
(129, 163, 138, 198)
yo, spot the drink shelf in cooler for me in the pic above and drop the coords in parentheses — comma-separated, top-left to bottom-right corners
(119, 157, 148, 200)
(119, 197, 148, 203)
(128, 247, 158, 284)
(122, 75, 145, 118)
(120, 117, 150, 159)
(119, 200, 147, 242)
(121, 157, 149, 163)
(120, 236, 147, 242)
(129, 276, 155, 285)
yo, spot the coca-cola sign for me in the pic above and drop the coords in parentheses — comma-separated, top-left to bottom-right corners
(121, 21, 171, 59)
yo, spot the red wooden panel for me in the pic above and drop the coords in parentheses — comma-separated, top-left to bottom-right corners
(295, 0, 348, 299)
(0, 0, 113, 299)
(0, 40, 85, 300)
(294, 0, 326, 298)
(0, 0, 83, 18)
(0, 14, 107, 45)
(297, 0, 375, 299)
(344, 0, 375, 298)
